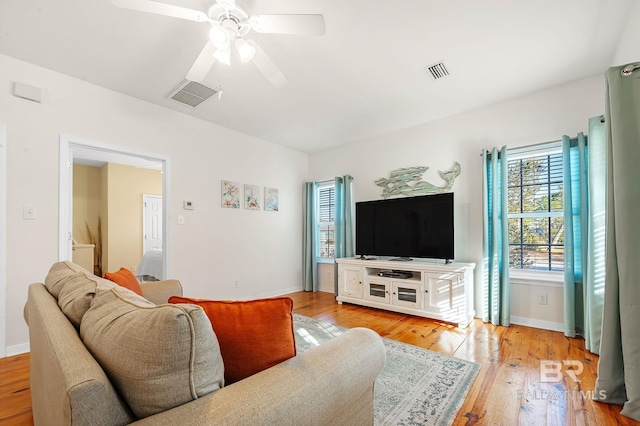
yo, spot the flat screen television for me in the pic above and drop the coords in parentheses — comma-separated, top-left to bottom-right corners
(355, 192, 454, 261)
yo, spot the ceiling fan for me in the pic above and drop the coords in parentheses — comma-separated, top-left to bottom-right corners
(110, 0, 325, 88)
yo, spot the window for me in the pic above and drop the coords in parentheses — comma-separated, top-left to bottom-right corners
(507, 145, 564, 271)
(318, 182, 335, 259)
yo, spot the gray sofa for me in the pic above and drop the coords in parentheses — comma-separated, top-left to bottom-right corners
(24, 262, 386, 425)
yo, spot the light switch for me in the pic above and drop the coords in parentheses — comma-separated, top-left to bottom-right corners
(177, 215, 185, 225)
(23, 206, 37, 220)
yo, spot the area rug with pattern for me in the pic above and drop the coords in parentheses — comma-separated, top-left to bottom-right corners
(293, 314, 480, 426)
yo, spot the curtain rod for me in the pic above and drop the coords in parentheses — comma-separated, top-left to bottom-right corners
(479, 115, 605, 157)
(479, 139, 560, 156)
(622, 63, 640, 76)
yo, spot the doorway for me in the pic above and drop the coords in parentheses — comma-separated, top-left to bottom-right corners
(59, 134, 171, 280)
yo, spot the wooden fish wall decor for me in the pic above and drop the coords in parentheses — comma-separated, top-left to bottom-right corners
(375, 162, 461, 199)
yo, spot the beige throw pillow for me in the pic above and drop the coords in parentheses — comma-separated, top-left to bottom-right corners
(80, 287, 225, 419)
(55, 272, 98, 328)
(44, 261, 88, 298)
(45, 261, 133, 328)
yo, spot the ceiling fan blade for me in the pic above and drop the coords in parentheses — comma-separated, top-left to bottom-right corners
(251, 42, 288, 88)
(250, 14, 325, 36)
(186, 42, 217, 82)
(110, 0, 208, 22)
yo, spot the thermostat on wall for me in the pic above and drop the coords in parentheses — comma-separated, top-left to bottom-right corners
(183, 201, 194, 210)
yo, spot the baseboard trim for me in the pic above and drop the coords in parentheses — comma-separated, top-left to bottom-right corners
(510, 315, 564, 333)
(255, 286, 304, 299)
(6, 343, 30, 357)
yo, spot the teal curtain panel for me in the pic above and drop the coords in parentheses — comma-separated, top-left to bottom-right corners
(562, 133, 589, 340)
(333, 175, 354, 295)
(562, 129, 605, 354)
(481, 146, 510, 326)
(583, 117, 606, 354)
(303, 182, 319, 292)
(594, 63, 640, 421)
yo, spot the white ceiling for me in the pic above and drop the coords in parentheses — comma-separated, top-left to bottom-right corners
(0, 0, 635, 153)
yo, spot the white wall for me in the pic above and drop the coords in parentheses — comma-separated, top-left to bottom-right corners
(318, 263, 335, 293)
(611, 1, 640, 66)
(309, 74, 605, 329)
(0, 54, 308, 355)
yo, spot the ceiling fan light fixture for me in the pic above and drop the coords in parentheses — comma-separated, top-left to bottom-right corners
(235, 38, 256, 63)
(209, 25, 230, 50)
(212, 48, 231, 65)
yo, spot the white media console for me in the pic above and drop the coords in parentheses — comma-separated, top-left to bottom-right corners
(336, 257, 475, 328)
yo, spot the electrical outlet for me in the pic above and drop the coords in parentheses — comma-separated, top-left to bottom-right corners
(538, 293, 548, 305)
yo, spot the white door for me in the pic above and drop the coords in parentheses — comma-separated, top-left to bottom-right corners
(143, 194, 163, 254)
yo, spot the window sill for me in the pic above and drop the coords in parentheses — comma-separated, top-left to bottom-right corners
(317, 258, 335, 265)
(509, 269, 564, 288)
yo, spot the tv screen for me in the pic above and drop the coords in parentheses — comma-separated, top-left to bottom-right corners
(355, 193, 454, 260)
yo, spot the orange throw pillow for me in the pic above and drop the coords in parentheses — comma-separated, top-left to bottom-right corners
(104, 268, 143, 296)
(169, 296, 296, 385)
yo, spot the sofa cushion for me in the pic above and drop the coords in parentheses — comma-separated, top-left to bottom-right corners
(45, 262, 124, 328)
(104, 267, 143, 295)
(80, 287, 224, 419)
(169, 296, 296, 385)
(55, 272, 99, 328)
(44, 261, 90, 298)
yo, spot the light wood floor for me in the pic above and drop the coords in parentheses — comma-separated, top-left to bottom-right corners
(1, 291, 637, 425)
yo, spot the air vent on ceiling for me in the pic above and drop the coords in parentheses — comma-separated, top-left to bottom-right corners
(167, 80, 219, 108)
(424, 61, 450, 80)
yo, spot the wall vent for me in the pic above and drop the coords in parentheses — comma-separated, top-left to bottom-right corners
(424, 61, 450, 80)
(167, 80, 219, 108)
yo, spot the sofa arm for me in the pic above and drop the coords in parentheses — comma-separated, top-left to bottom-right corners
(132, 327, 386, 426)
(139, 279, 183, 304)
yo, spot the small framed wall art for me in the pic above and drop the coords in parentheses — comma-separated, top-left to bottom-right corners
(264, 187, 279, 211)
(244, 184, 261, 210)
(221, 180, 240, 209)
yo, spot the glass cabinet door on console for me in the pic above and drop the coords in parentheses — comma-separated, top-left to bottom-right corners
(339, 265, 363, 299)
(392, 282, 422, 309)
(364, 279, 390, 303)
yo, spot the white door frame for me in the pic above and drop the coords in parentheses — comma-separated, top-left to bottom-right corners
(0, 123, 7, 358)
(59, 134, 171, 280)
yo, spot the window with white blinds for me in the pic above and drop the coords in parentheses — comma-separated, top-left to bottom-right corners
(507, 147, 564, 271)
(318, 183, 335, 259)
